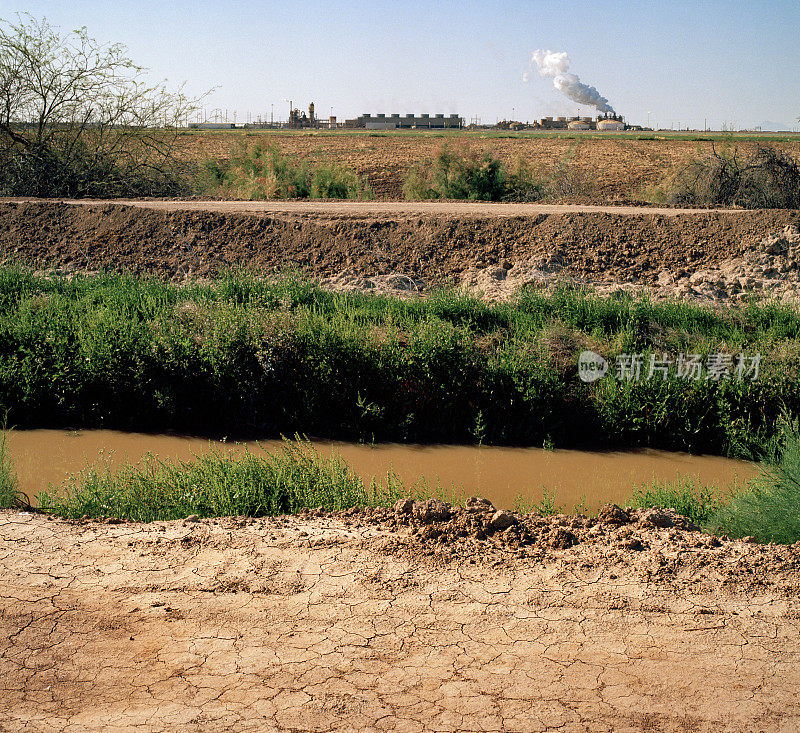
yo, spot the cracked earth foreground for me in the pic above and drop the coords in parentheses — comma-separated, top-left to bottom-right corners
(2, 510, 799, 732)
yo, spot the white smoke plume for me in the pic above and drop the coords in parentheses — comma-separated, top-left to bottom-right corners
(525, 49, 615, 115)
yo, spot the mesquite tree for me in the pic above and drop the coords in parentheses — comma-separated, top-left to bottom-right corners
(0, 15, 204, 196)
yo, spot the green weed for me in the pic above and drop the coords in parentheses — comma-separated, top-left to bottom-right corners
(628, 478, 722, 525)
(37, 438, 405, 522)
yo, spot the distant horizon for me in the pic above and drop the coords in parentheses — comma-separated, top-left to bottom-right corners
(2, 0, 798, 131)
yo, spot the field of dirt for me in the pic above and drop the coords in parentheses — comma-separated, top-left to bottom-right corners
(177, 130, 800, 201)
(2, 503, 799, 731)
(1, 201, 798, 295)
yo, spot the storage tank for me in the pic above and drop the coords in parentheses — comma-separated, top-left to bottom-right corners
(567, 120, 590, 130)
(597, 119, 624, 131)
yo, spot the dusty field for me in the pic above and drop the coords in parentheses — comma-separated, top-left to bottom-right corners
(177, 130, 800, 201)
(2, 505, 799, 731)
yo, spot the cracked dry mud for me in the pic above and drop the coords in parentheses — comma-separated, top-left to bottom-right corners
(2, 509, 800, 732)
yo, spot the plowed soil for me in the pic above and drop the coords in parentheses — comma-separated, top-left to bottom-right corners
(2, 507, 799, 731)
(1, 200, 798, 284)
(176, 131, 800, 201)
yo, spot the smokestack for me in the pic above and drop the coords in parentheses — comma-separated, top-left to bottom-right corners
(525, 49, 615, 115)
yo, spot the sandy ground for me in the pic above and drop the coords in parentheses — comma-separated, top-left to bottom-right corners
(2, 508, 799, 732)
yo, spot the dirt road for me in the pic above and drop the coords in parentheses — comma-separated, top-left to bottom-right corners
(0, 197, 751, 218)
(2, 509, 799, 731)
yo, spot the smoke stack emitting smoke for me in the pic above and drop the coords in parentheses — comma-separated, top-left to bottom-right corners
(524, 49, 615, 115)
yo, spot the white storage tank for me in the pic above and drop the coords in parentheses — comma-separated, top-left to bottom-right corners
(597, 119, 624, 131)
(567, 120, 590, 130)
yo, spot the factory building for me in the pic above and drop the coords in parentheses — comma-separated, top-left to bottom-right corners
(538, 113, 625, 131)
(345, 113, 464, 129)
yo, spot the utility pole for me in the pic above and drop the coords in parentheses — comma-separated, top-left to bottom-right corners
(271, 104, 274, 126)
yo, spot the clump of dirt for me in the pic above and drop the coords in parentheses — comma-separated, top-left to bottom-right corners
(457, 225, 800, 304)
(0, 202, 797, 288)
(286, 498, 800, 587)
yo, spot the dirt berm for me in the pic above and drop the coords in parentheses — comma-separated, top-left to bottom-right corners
(2, 502, 799, 731)
(1, 201, 798, 283)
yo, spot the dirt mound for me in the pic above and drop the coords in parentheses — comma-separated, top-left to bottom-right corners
(2, 508, 800, 731)
(1, 201, 797, 287)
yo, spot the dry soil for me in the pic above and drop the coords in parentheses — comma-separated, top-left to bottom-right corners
(2, 505, 799, 732)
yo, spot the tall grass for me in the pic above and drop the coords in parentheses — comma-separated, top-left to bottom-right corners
(403, 145, 544, 201)
(37, 439, 406, 522)
(402, 143, 595, 202)
(0, 424, 19, 509)
(200, 143, 372, 199)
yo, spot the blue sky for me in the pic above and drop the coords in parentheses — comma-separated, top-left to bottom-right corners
(2, 0, 798, 129)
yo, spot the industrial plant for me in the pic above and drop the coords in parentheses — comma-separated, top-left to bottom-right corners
(344, 113, 464, 130)
(188, 102, 635, 132)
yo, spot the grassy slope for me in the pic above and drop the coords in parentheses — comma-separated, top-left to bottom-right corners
(0, 268, 798, 456)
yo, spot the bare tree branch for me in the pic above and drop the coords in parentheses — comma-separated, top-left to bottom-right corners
(0, 14, 208, 197)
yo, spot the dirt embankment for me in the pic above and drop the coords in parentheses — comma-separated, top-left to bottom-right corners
(2, 504, 799, 731)
(0, 201, 798, 286)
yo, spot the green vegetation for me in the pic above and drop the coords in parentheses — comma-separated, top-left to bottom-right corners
(1, 268, 799, 456)
(0, 423, 19, 509)
(0, 15, 201, 197)
(37, 439, 405, 522)
(402, 143, 593, 202)
(201, 143, 372, 199)
(403, 145, 543, 201)
(629, 479, 722, 525)
(706, 418, 800, 543)
(648, 143, 800, 208)
(628, 420, 800, 544)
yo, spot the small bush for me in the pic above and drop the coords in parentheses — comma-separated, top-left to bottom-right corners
(708, 417, 800, 543)
(403, 145, 543, 202)
(201, 143, 372, 200)
(652, 143, 800, 209)
(37, 439, 406, 521)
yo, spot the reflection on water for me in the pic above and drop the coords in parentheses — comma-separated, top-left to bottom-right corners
(8, 429, 758, 511)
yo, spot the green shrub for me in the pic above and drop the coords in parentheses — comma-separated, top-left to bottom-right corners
(402, 145, 543, 202)
(708, 418, 800, 543)
(628, 478, 722, 525)
(37, 439, 406, 521)
(650, 143, 800, 209)
(201, 143, 372, 199)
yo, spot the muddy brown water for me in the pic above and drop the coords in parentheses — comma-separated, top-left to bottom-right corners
(6, 430, 758, 511)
